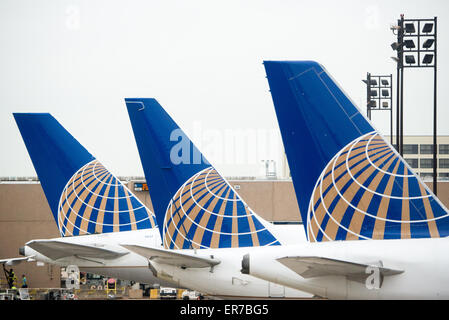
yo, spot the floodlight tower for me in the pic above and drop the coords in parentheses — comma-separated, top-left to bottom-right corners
(363, 73, 393, 146)
(390, 15, 438, 194)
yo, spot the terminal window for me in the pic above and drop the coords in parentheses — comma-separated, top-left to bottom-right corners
(420, 159, 433, 169)
(440, 159, 449, 169)
(440, 144, 449, 154)
(403, 144, 418, 154)
(420, 144, 434, 154)
(405, 158, 418, 168)
(421, 173, 434, 179)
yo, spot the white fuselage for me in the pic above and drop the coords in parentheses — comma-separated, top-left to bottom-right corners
(243, 237, 449, 299)
(145, 224, 313, 298)
(23, 228, 172, 286)
(22, 224, 314, 298)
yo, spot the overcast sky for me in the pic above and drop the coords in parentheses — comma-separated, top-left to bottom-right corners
(1, 0, 448, 178)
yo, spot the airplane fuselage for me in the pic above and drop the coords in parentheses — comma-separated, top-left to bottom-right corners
(243, 237, 449, 299)
(22, 228, 171, 285)
(22, 225, 313, 298)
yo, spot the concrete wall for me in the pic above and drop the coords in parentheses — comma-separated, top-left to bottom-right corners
(227, 180, 301, 221)
(130, 180, 302, 221)
(0, 184, 60, 288)
(1, 180, 448, 288)
(426, 181, 449, 208)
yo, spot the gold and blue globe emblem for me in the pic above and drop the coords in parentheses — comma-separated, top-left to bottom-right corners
(307, 132, 449, 242)
(163, 167, 280, 249)
(57, 160, 156, 236)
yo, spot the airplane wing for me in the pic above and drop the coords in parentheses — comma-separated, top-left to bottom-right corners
(277, 256, 404, 284)
(0, 257, 34, 266)
(26, 240, 129, 260)
(121, 244, 221, 268)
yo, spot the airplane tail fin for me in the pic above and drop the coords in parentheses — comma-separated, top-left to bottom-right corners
(264, 61, 449, 241)
(125, 98, 281, 249)
(13, 113, 157, 237)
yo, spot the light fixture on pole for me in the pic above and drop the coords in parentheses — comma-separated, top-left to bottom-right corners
(390, 15, 438, 194)
(363, 72, 393, 146)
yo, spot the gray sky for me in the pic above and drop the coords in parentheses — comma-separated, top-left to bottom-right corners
(1, 0, 448, 178)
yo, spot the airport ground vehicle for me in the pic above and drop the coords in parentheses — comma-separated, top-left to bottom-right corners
(159, 287, 177, 299)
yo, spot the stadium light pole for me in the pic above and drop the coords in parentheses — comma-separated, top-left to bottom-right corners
(390, 15, 438, 195)
(363, 73, 393, 146)
(390, 15, 404, 154)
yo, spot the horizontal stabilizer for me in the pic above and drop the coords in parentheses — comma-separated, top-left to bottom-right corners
(277, 256, 403, 285)
(0, 257, 33, 266)
(121, 244, 221, 269)
(26, 240, 129, 260)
